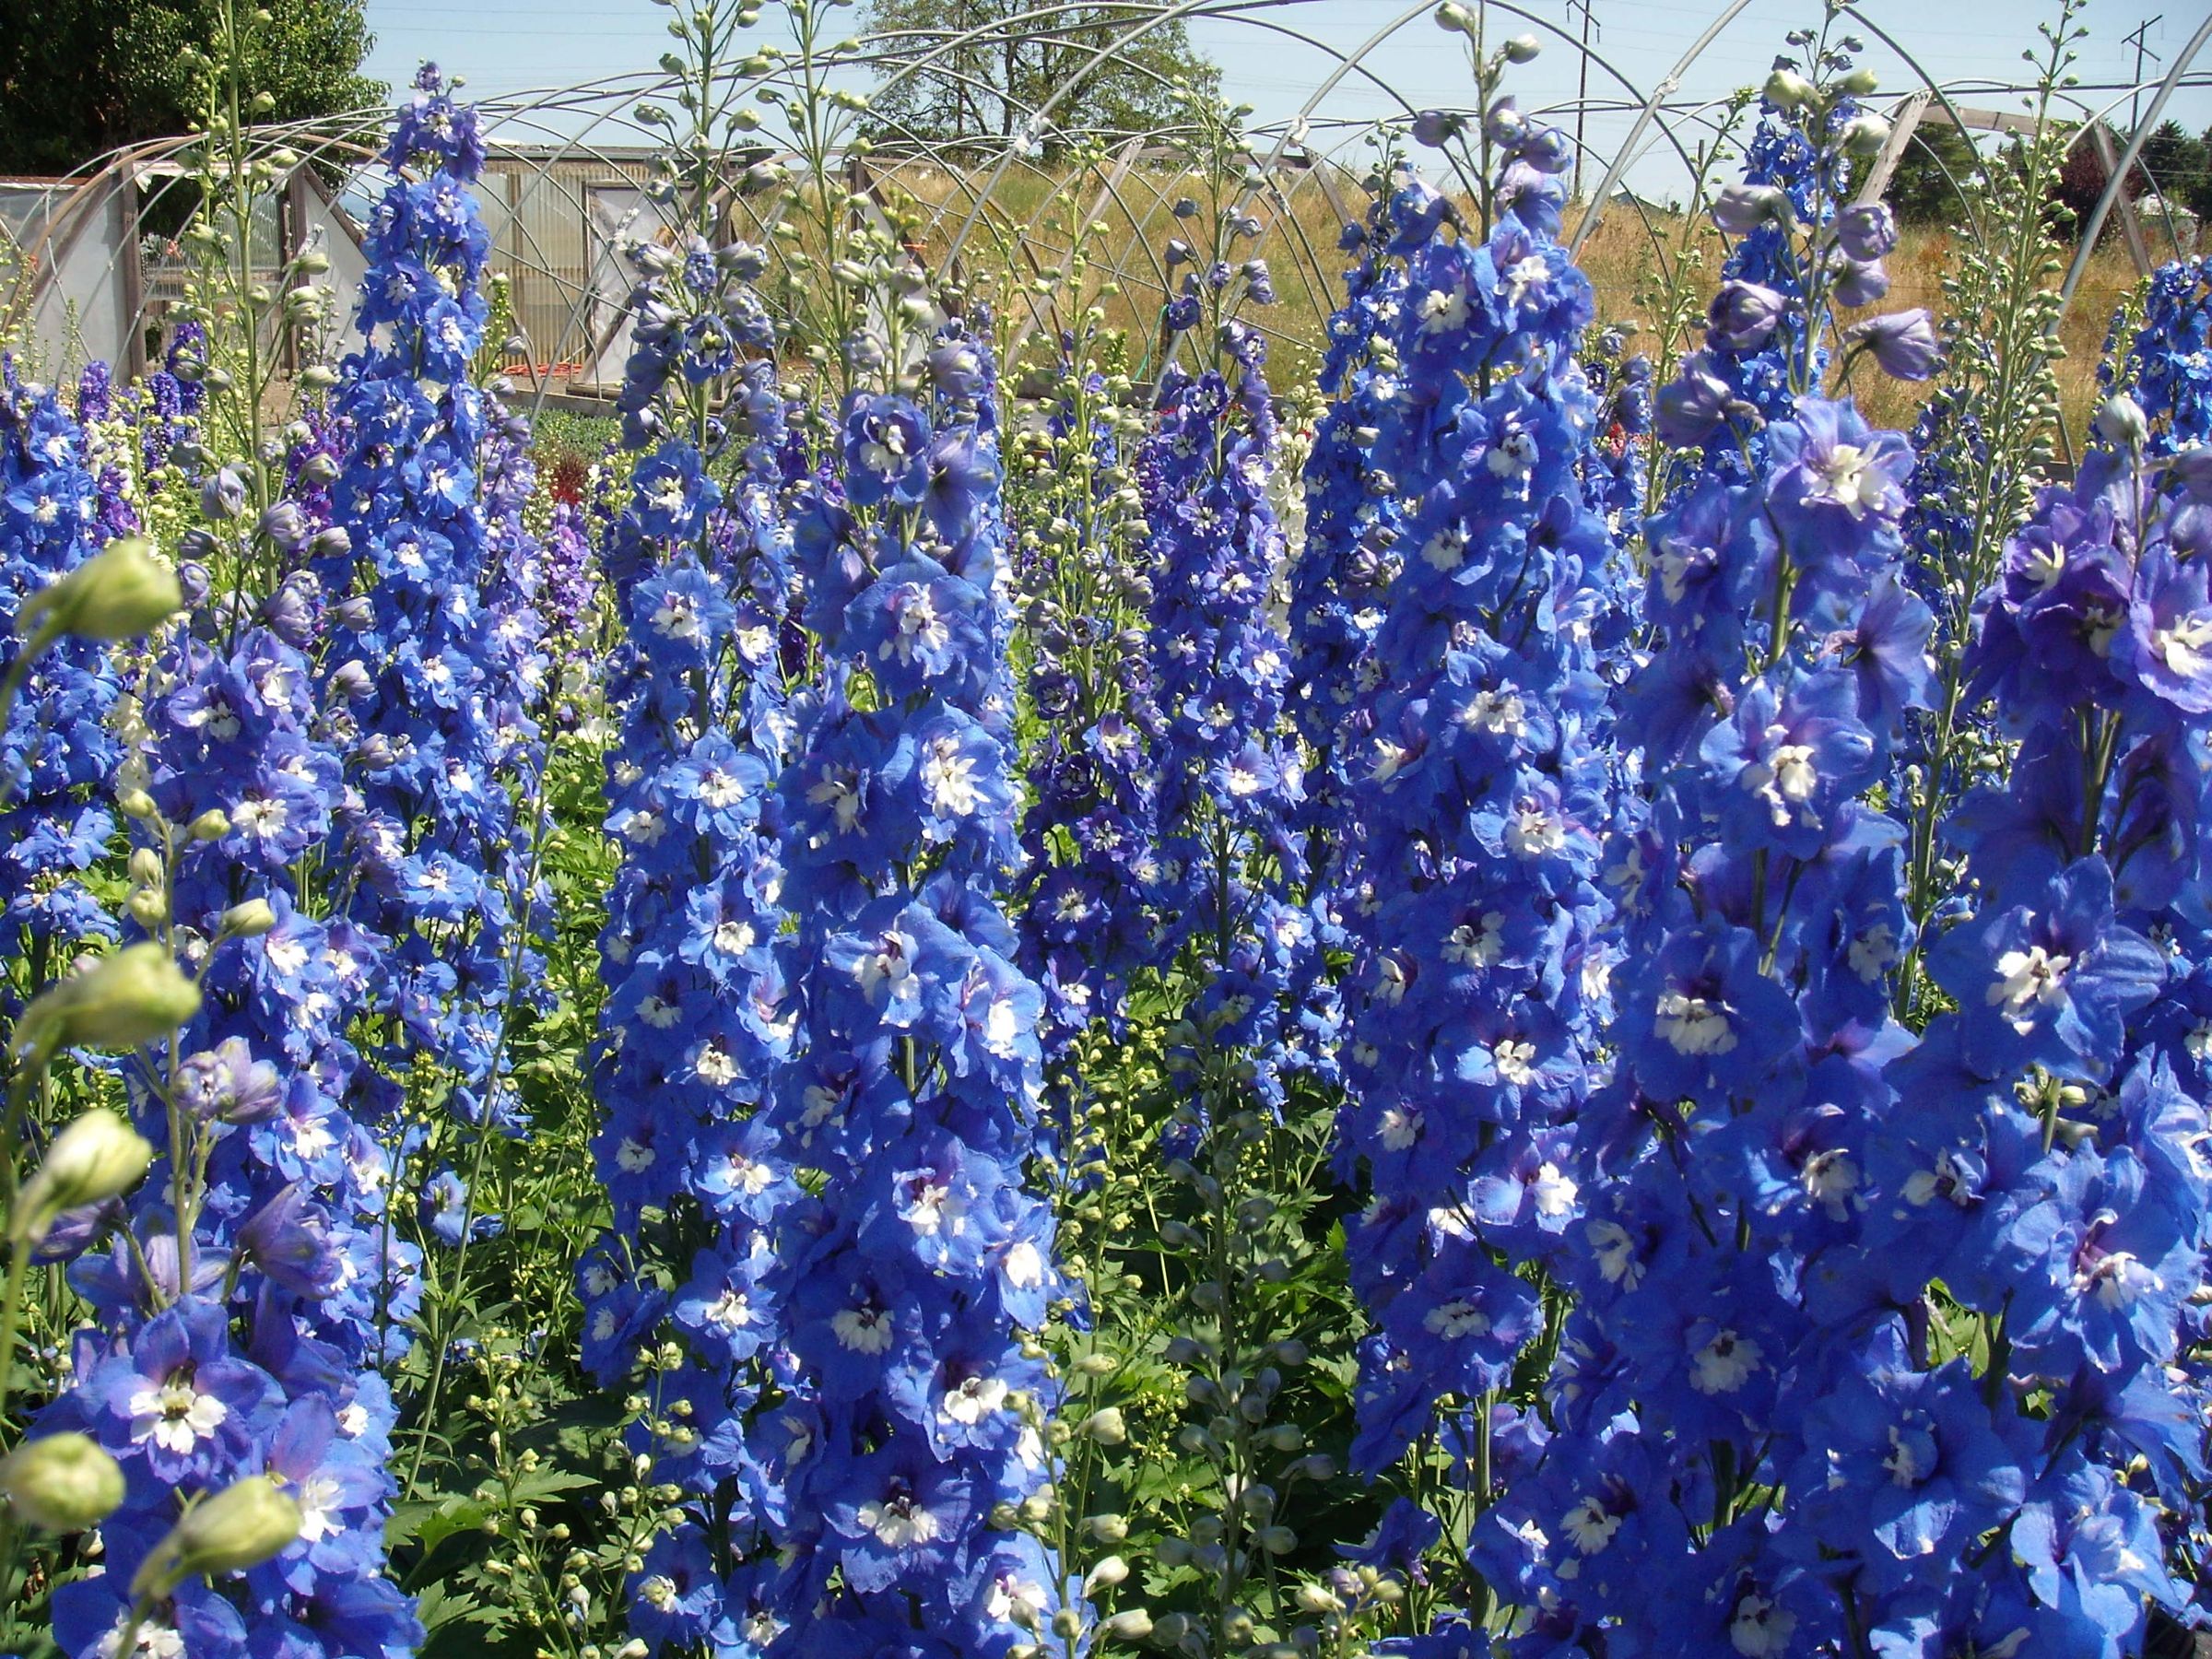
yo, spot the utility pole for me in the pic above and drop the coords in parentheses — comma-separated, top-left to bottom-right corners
(1568, 0, 1597, 201)
(2124, 15, 2162, 138)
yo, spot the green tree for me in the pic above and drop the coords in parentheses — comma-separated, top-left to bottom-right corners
(1884, 118, 1983, 227)
(856, 0, 1219, 157)
(0, 0, 382, 177)
(2130, 119, 2210, 219)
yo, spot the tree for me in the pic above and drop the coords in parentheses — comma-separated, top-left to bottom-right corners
(856, 0, 1219, 157)
(0, 0, 382, 177)
(2050, 123, 2144, 239)
(1884, 118, 1983, 227)
(2129, 119, 2211, 219)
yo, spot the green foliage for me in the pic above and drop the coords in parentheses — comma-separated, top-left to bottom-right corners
(2130, 119, 2212, 222)
(0, 0, 383, 177)
(854, 0, 1219, 157)
(1885, 119, 1983, 228)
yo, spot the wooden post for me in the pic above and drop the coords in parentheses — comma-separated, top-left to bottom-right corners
(1852, 89, 1932, 206)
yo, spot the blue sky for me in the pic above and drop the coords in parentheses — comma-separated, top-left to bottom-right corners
(361, 0, 2212, 196)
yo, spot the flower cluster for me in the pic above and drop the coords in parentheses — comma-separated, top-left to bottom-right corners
(2109, 255, 2211, 454)
(1008, 349, 1159, 1057)
(1138, 337, 1316, 1104)
(574, 154, 802, 1659)
(1287, 162, 1427, 856)
(41, 403, 422, 1659)
(753, 324, 1073, 1653)
(1322, 120, 1618, 1485)
(322, 65, 545, 1141)
(0, 373, 128, 961)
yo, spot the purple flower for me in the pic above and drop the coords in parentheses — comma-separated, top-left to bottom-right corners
(1707, 281, 1789, 353)
(1848, 308, 1939, 381)
(1833, 202, 1898, 262)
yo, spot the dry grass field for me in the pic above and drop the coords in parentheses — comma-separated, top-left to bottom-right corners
(873, 156, 2147, 447)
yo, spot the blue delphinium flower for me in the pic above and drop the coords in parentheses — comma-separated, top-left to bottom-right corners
(1468, 44, 2212, 1658)
(1320, 122, 1620, 1488)
(0, 371, 128, 964)
(34, 431, 422, 1659)
(1138, 329, 1316, 1114)
(574, 102, 803, 1653)
(1287, 162, 1436, 890)
(1846, 404, 2212, 1650)
(2106, 256, 2209, 454)
(321, 65, 544, 1143)
(1007, 346, 1159, 1057)
(755, 323, 1072, 1653)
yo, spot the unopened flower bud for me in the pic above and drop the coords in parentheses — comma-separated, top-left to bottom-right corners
(220, 900, 278, 938)
(188, 809, 232, 841)
(1763, 68, 1815, 110)
(128, 848, 165, 888)
(1840, 113, 1889, 156)
(133, 1476, 302, 1597)
(1833, 202, 1898, 262)
(1083, 1555, 1130, 1594)
(18, 944, 200, 1059)
(2096, 394, 2148, 449)
(1083, 1406, 1127, 1445)
(1100, 1609, 1153, 1640)
(1502, 32, 1540, 62)
(1432, 1, 1475, 31)
(1296, 1582, 1343, 1613)
(118, 788, 159, 821)
(1847, 308, 1940, 381)
(200, 468, 249, 523)
(1838, 65, 1879, 95)
(14, 1111, 154, 1245)
(0, 1433, 124, 1530)
(18, 538, 182, 646)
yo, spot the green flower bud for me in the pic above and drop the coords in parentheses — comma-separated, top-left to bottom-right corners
(1840, 113, 1889, 156)
(187, 808, 232, 841)
(0, 1432, 125, 1530)
(1762, 68, 1815, 110)
(1838, 65, 1879, 95)
(1083, 1555, 1130, 1594)
(1082, 1406, 1127, 1445)
(1501, 32, 1540, 62)
(133, 1476, 302, 1598)
(117, 789, 159, 821)
(13, 1109, 153, 1244)
(18, 538, 182, 646)
(1100, 1609, 1153, 1641)
(18, 943, 200, 1059)
(219, 900, 277, 938)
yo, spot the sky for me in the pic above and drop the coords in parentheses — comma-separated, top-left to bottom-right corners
(359, 0, 2212, 199)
